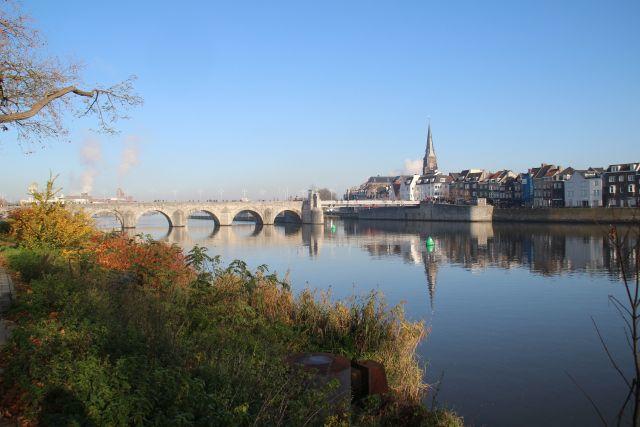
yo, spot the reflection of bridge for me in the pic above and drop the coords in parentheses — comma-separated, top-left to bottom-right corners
(74, 200, 308, 229)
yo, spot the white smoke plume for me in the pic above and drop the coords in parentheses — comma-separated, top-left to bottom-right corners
(403, 158, 423, 175)
(79, 138, 102, 193)
(80, 170, 98, 194)
(119, 146, 139, 176)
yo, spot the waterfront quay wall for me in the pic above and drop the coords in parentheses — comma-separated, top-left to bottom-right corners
(354, 203, 639, 223)
(492, 207, 639, 224)
(357, 203, 493, 222)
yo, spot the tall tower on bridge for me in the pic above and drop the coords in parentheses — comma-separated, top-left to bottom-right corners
(422, 123, 438, 175)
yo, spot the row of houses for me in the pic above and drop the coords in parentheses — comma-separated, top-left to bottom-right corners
(346, 162, 640, 208)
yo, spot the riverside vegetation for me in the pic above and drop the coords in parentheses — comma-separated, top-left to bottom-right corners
(0, 179, 462, 426)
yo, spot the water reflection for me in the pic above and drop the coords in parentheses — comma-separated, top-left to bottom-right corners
(97, 216, 632, 291)
(95, 216, 637, 425)
(152, 219, 628, 282)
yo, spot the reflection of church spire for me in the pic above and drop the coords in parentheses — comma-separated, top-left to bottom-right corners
(422, 251, 438, 310)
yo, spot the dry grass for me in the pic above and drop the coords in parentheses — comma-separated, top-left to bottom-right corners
(208, 270, 428, 403)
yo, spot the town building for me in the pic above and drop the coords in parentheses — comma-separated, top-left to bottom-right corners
(551, 167, 575, 207)
(531, 164, 562, 207)
(564, 168, 603, 207)
(345, 176, 395, 200)
(520, 172, 534, 207)
(416, 173, 452, 201)
(477, 170, 517, 205)
(603, 163, 640, 207)
(399, 175, 421, 201)
(505, 175, 524, 207)
(449, 169, 487, 204)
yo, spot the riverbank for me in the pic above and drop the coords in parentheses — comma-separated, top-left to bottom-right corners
(331, 203, 640, 224)
(0, 194, 462, 426)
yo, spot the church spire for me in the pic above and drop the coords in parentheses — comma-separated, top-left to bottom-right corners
(423, 122, 438, 174)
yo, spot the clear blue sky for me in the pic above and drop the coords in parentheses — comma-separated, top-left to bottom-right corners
(1, 0, 638, 201)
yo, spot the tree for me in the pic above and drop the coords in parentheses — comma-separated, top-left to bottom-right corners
(317, 188, 336, 201)
(8, 174, 95, 249)
(0, 2, 142, 146)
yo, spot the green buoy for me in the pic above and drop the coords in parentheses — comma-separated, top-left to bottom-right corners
(426, 236, 435, 253)
(331, 224, 336, 233)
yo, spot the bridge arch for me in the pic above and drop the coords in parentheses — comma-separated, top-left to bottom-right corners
(90, 209, 124, 230)
(135, 209, 173, 228)
(186, 208, 222, 227)
(273, 208, 303, 224)
(231, 208, 264, 225)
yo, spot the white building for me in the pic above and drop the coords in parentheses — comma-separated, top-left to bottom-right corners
(399, 175, 420, 201)
(564, 168, 603, 207)
(416, 173, 451, 201)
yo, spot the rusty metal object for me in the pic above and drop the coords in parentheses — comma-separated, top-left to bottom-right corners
(351, 360, 389, 401)
(287, 353, 390, 405)
(287, 352, 351, 409)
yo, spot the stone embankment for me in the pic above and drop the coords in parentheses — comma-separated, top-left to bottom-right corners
(492, 207, 639, 223)
(357, 204, 493, 222)
(0, 266, 15, 346)
(353, 203, 639, 223)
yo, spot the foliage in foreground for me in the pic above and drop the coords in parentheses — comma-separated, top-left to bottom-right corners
(0, 178, 461, 425)
(0, 241, 461, 426)
(4, 176, 96, 250)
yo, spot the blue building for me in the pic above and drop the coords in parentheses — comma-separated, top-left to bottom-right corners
(520, 172, 534, 207)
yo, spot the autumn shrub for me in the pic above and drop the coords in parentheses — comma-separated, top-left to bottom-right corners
(90, 234, 194, 289)
(0, 249, 337, 426)
(7, 177, 95, 250)
(0, 242, 461, 425)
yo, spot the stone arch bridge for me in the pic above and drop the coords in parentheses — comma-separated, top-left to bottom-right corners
(72, 200, 318, 229)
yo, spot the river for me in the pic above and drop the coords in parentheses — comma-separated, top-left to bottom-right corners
(96, 214, 635, 426)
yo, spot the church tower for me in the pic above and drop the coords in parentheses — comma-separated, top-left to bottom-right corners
(422, 123, 438, 175)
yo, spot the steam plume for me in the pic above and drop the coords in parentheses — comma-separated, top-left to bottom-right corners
(119, 146, 139, 176)
(79, 138, 102, 193)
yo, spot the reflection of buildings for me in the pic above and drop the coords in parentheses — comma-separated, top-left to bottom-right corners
(127, 217, 630, 311)
(341, 220, 630, 308)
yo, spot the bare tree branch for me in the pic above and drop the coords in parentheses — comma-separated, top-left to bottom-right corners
(566, 371, 608, 426)
(0, 2, 142, 145)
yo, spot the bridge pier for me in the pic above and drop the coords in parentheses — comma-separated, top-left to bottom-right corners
(302, 191, 325, 224)
(171, 210, 186, 228)
(122, 211, 137, 229)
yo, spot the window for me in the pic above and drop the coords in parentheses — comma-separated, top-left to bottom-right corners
(629, 184, 636, 193)
(629, 175, 634, 181)
(619, 175, 624, 182)
(610, 185, 616, 194)
(609, 176, 615, 182)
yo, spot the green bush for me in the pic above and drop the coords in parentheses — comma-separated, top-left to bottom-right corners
(4, 247, 64, 283)
(0, 246, 462, 426)
(0, 220, 10, 235)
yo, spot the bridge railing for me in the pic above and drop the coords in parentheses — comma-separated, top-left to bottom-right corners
(320, 200, 420, 208)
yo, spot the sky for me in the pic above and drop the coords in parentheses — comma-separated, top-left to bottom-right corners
(1, 0, 639, 201)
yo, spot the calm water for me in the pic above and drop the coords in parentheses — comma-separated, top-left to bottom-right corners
(96, 214, 635, 426)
